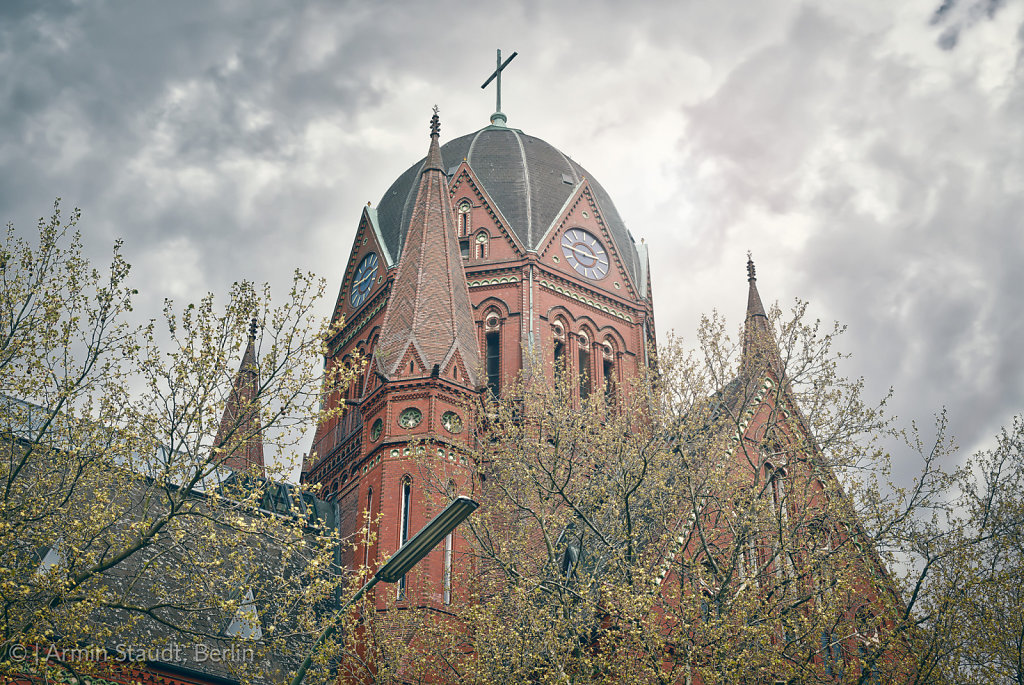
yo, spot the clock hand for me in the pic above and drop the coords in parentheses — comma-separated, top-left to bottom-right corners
(564, 244, 607, 265)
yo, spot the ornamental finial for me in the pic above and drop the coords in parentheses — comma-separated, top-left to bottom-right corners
(746, 252, 756, 282)
(430, 105, 440, 138)
(248, 316, 258, 341)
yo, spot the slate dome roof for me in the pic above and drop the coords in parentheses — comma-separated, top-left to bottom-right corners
(376, 124, 641, 285)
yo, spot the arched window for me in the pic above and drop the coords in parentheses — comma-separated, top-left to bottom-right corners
(457, 200, 471, 237)
(552, 319, 567, 376)
(485, 311, 501, 399)
(475, 232, 489, 260)
(578, 331, 591, 400)
(765, 464, 789, 580)
(822, 631, 843, 677)
(398, 477, 412, 598)
(767, 466, 787, 525)
(443, 481, 457, 605)
(602, 340, 616, 404)
(364, 487, 373, 568)
(355, 346, 365, 398)
(443, 531, 453, 605)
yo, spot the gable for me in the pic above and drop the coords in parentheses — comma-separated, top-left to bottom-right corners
(332, 207, 390, 327)
(448, 162, 526, 261)
(536, 182, 641, 301)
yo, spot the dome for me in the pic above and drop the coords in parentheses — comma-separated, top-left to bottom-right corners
(376, 125, 641, 285)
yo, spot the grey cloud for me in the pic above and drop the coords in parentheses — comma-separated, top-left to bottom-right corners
(1, 1, 1021, 480)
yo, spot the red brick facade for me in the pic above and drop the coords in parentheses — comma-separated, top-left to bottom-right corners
(301, 116, 904, 681)
(302, 116, 655, 613)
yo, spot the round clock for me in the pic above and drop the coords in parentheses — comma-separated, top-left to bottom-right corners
(349, 252, 379, 308)
(370, 418, 383, 441)
(398, 407, 422, 429)
(441, 411, 463, 433)
(560, 228, 609, 280)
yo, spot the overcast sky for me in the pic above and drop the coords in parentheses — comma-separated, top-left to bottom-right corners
(2, 0, 1021, 479)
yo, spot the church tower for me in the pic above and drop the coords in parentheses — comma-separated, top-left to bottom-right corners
(214, 317, 265, 475)
(303, 97, 656, 605)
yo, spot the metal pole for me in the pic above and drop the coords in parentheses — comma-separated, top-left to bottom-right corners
(289, 574, 379, 685)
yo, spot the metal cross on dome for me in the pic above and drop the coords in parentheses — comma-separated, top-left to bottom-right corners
(481, 49, 517, 126)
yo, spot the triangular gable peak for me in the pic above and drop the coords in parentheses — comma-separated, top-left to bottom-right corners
(649, 374, 810, 592)
(732, 374, 800, 458)
(388, 340, 429, 379)
(331, 206, 391, 327)
(448, 161, 526, 257)
(441, 345, 475, 386)
(536, 181, 640, 301)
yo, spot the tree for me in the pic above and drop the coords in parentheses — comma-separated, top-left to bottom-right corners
(0, 202, 353, 684)
(895, 414, 1024, 684)
(346, 296, 1024, 684)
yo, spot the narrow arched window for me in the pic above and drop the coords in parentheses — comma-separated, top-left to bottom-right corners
(364, 487, 373, 568)
(768, 467, 787, 526)
(578, 332, 591, 401)
(457, 200, 471, 237)
(766, 465, 790, 580)
(552, 320, 566, 377)
(602, 340, 616, 404)
(443, 531, 453, 605)
(398, 478, 412, 598)
(475, 232, 488, 260)
(485, 311, 501, 399)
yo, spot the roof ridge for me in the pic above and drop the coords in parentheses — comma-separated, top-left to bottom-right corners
(509, 128, 533, 245)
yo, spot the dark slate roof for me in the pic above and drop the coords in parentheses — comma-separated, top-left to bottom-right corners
(376, 125, 641, 285)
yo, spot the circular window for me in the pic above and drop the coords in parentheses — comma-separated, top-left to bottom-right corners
(398, 407, 422, 429)
(370, 418, 383, 441)
(442, 411, 463, 433)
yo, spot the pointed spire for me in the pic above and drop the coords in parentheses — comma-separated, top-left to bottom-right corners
(375, 110, 482, 387)
(741, 254, 783, 380)
(215, 316, 265, 473)
(425, 105, 444, 172)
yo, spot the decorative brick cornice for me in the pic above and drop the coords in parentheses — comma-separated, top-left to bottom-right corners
(332, 297, 387, 354)
(538, 278, 635, 323)
(468, 275, 519, 288)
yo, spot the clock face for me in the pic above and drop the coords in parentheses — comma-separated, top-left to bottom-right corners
(560, 228, 608, 280)
(441, 411, 463, 433)
(398, 407, 422, 430)
(370, 418, 383, 441)
(349, 252, 379, 308)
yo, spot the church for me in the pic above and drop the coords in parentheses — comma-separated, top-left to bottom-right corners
(290, 61, 905, 680)
(302, 104, 654, 544)
(0, 54, 909, 685)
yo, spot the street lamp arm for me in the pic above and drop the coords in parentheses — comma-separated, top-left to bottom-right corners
(289, 496, 479, 685)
